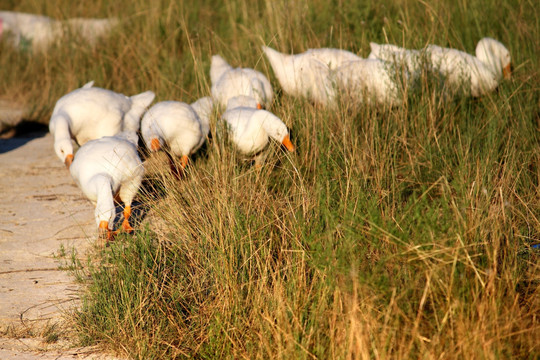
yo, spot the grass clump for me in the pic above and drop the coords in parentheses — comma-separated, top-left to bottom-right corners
(3, 0, 539, 358)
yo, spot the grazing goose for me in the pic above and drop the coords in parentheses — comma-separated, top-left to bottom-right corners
(49, 81, 155, 168)
(210, 55, 273, 109)
(369, 37, 511, 97)
(141, 99, 211, 174)
(69, 113, 144, 242)
(221, 95, 295, 157)
(428, 37, 512, 97)
(335, 58, 406, 107)
(262, 46, 361, 106)
(426, 44, 498, 97)
(0, 11, 118, 52)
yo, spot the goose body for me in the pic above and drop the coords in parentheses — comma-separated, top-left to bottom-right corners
(221, 96, 294, 155)
(69, 129, 144, 240)
(299, 48, 363, 68)
(211, 55, 273, 109)
(368, 43, 423, 82)
(141, 100, 210, 168)
(190, 96, 214, 150)
(49, 81, 155, 167)
(262, 46, 361, 106)
(335, 58, 405, 107)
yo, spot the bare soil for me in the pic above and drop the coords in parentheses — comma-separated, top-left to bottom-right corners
(0, 130, 121, 359)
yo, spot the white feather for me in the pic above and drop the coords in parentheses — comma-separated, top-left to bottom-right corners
(221, 104, 291, 155)
(210, 55, 273, 109)
(49, 83, 154, 164)
(69, 134, 144, 231)
(141, 101, 208, 158)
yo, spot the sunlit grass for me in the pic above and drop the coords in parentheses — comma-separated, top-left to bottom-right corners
(3, 0, 539, 358)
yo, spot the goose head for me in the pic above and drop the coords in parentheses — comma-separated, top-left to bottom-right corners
(475, 37, 512, 80)
(54, 138, 74, 168)
(256, 111, 295, 152)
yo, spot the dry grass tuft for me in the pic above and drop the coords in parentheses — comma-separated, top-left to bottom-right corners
(4, 0, 539, 358)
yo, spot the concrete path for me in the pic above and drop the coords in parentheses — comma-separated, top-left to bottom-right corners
(0, 132, 120, 359)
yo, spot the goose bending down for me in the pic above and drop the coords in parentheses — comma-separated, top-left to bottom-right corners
(69, 116, 144, 242)
(49, 81, 155, 168)
(221, 96, 295, 157)
(210, 55, 273, 109)
(335, 59, 406, 107)
(368, 37, 512, 97)
(141, 98, 212, 174)
(262, 46, 361, 106)
(427, 37, 511, 97)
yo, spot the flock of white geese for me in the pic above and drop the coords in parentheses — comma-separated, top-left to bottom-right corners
(49, 37, 512, 241)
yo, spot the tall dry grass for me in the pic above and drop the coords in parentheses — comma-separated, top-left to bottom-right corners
(2, 0, 538, 358)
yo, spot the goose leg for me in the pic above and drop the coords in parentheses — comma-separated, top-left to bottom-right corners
(180, 155, 189, 169)
(98, 220, 114, 245)
(122, 205, 134, 232)
(118, 174, 143, 233)
(167, 154, 189, 179)
(254, 151, 268, 169)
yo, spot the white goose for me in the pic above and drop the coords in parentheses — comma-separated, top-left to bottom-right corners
(69, 113, 144, 242)
(427, 37, 511, 97)
(262, 46, 362, 106)
(335, 58, 406, 107)
(210, 55, 273, 109)
(141, 98, 212, 172)
(369, 37, 512, 97)
(0, 11, 118, 52)
(221, 96, 295, 156)
(49, 81, 155, 168)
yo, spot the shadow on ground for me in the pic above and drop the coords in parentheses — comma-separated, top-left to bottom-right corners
(0, 120, 49, 154)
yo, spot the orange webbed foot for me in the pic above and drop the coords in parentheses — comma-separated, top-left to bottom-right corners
(122, 219, 134, 233)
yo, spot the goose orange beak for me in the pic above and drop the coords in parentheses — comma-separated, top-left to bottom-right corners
(281, 135, 295, 152)
(257, 103, 263, 110)
(64, 154, 74, 169)
(150, 138, 161, 151)
(503, 63, 512, 80)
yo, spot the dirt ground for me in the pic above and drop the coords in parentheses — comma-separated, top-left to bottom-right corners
(0, 130, 122, 359)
